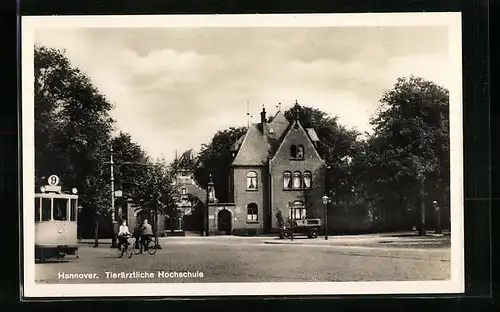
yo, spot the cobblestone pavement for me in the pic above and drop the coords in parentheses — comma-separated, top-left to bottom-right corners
(35, 237, 451, 284)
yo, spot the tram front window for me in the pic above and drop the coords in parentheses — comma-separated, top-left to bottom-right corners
(53, 198, 68, 221)
(35, 198, 40, 222)
(41, 198, 51, 221)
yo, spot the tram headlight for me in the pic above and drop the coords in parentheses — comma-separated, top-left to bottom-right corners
(72, 188, 78, 194)
(40, 186, 45, 193)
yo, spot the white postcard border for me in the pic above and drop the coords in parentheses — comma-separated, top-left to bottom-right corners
(21, 12, 464, 298)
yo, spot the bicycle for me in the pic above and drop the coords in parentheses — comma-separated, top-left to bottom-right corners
(116, 234, 133, 258)
(133, 235, 157, 255)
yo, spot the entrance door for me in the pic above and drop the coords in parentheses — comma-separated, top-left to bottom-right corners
(217, 209, 232, 234)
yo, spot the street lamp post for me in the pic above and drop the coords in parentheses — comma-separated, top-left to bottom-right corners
(322, 195, 330, 240)
(323, 164, 331, 240)
(205, 174, 214, 237)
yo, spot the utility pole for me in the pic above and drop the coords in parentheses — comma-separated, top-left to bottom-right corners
(110, 147, 118, 248)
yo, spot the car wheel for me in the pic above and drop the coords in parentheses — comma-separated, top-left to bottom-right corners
(310, 229, 318, 238)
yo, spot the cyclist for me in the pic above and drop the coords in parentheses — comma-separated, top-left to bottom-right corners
(117, 220, 132, 250)
(140, 219, 154, 252)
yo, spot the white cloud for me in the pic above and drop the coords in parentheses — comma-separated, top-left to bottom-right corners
(34, 27, 452, 163)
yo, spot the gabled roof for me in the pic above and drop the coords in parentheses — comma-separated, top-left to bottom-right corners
(230, 123, 270, 167)
(230, 135, 245, 152)
(306, 128, 320, 142)
(267, 111, 289, 140)
(270, 117, 324, 163)
(176, 149, 196, 169)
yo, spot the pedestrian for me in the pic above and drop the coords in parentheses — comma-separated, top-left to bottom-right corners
(432, 200, 442, 235)
(140, 219, 154, 252)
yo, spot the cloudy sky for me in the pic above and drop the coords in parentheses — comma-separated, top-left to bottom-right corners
(35, 26, 450, 162)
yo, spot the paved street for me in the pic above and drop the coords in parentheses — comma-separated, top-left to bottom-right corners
(35, 235, 451, 284)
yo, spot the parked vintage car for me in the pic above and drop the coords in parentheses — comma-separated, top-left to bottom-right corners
(279, 218, 322, 239)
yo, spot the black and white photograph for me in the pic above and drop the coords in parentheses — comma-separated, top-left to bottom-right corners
(22, 13, 464, 297)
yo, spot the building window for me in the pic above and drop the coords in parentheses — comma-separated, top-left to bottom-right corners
(290, 145, 297, 158)
(246, 171, 258, 190)
(291, 144, 304, 159)
(247, 203, 258, 221)
(290, 201, 306, 220)
(303, 171, 312, 188)
(292, 171, 302, 189)
(297, 145, 304, 159)
(283, 171, 292, 189)
(181, 187, 188, 200)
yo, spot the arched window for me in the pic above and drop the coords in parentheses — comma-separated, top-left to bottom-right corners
(303, 171, 312, 188)
(292, 171, 302, 189)
(246, 171, 258, 190)
(283, 171, 292, 189)
(297, 145, 304, 159)
(290, 145, 297, 158)
(247, 203, 258, 221)
(290, 201, 306, 220)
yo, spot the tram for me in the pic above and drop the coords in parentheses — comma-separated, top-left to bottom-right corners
(34, 175, 79, 261)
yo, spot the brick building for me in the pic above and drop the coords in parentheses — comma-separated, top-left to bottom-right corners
(206, 101, 326, 235)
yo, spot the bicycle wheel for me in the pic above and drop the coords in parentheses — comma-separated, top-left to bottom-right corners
(118, 245, 125, 258)
(147, 238, 157, 255)
(133, 238, 142, 255)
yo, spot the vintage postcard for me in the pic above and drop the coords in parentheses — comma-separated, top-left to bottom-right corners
(21, 13, 464, 298)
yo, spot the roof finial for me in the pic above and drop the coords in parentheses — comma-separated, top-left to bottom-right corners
(294, 100, 300, 128)
(175, 149, 178, 161)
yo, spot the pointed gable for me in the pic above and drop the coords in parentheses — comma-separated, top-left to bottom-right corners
(231, 123, 270, 166)
(271, 103, 323, 162)
(177, 149, 195, 169)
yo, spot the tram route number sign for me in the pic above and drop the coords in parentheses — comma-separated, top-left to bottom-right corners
(47, 175, 60, 186)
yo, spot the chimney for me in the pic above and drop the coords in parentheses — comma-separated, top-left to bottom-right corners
(260, 106, 266, 125)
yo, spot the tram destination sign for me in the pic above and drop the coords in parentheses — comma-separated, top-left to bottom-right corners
(47, 175, 60, 186)
(40, 174, 62, 193)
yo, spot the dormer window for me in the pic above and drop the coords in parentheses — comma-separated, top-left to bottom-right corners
(297, 145, 304, 158)
(269, 127, 274, 134)
(290, 144, 305, 159)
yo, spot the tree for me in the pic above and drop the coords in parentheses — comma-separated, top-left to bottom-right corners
(365, 76, 450, 233)
(111, 132, 150, 197)
(131, 160, 179, 245)
(34, 45, 115, 243)
(194, 127, 247, 202)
